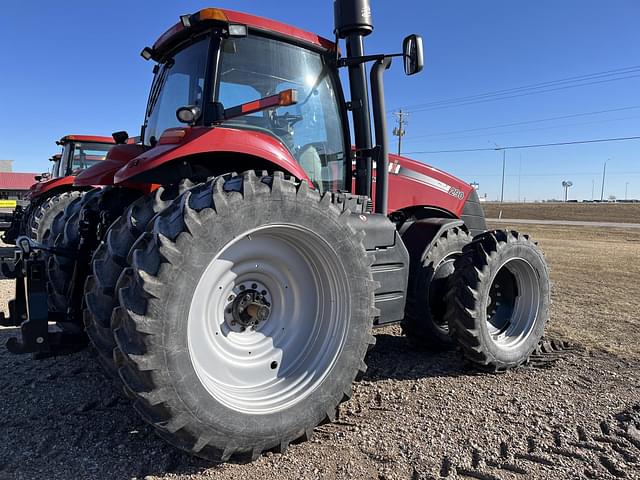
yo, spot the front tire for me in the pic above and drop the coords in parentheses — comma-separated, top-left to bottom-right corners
(113, 171, 377, 462)
(446, 230, 550, 370)
(402, 225, 471, 350)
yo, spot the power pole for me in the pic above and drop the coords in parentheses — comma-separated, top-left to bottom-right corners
(591, 179, 594, 201)
(392, 110, 408, 156)
(500, 149, 506, 203)
(600, 159, 608, 202)
(625, 182, 629, 200)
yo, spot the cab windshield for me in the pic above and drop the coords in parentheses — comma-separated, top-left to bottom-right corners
(217, 35, 348, 192)
(61, 142, 112, 176)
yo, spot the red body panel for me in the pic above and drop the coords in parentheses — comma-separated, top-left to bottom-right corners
(114, 127, 311, 184)
(59, 135, 115, 145)
(223, 10, 335, 50)
(75, 144, 147, 187)
(385, 154, 472, 218)
(29, 176, 76, 199)
(154, 9, 335, 53)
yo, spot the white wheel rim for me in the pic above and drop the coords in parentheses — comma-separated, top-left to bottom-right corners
(187, 224, 350, 414)
(486, 257, 541, 349)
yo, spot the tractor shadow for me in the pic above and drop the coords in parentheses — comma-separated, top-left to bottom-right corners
(0, 328, 481, 479)
(363, 332, 477, 382)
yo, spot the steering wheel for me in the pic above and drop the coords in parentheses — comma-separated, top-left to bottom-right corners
(282, 112, 304, 127)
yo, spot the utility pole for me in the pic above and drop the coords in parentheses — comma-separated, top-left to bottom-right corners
(591, 179, 594, 201)
(500, 149, 506, 203)
(517, 154, 522, 203)
(600, 158, 608, 202)
(491, 142, 506, 202)
(392, 110, 408, 156)
(625, 182, 629, 200)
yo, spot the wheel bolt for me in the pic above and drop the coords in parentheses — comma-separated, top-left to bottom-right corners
(239, 285, 246, 291)
(261, 290, 267, 296)
(251, 283, 257, 289)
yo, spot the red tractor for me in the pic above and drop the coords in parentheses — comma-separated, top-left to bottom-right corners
(1, 135, 116, 245)
(3, 1, 550, 463)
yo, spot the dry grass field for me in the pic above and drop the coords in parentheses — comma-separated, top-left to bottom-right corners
(486, 223, 640, 360)
(483, 202, 640, 223)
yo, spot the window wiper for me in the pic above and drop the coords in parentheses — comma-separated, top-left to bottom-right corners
(146, 59, 174, 118)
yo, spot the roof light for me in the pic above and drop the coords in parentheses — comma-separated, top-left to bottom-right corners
(229, 24, 248, 37)
(179, 14, 192, 27)
(195, 8, 228, 22)
(140, 47, 154, 61)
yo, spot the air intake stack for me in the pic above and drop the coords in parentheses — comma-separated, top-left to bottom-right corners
(334, 0, 374, 196)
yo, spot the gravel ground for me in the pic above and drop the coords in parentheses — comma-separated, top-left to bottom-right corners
(0, 226, 638, 480)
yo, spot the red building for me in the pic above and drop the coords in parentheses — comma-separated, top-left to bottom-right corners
(0, 172, 38, 200)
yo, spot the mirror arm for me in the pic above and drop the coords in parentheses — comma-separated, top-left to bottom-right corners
(336, 53, 402, 68)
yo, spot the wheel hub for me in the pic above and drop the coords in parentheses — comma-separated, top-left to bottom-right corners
(224, 281, 272, 332)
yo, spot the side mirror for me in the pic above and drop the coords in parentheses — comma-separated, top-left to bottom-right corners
(403, 34, 424, 76)
(176, 105, 202, 125)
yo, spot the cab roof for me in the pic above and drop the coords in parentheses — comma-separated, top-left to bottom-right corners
(58, 135, 115, 145)
(152, 8, 336, 57)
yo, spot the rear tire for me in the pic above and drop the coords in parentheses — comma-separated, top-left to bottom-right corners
(113, 171, 377, 462)
(402, 225, 471, 350)
(47, 189, 103, 314)
(446, 230, 550, 370)
(30, 191, 84, 244)
(84, 183, 191, 377)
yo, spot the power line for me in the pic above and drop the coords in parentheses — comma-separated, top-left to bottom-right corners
(388, 65, 640, 113)
(403, 74, 640, 113)
(401, 105, 640, 140)
(401, 114, 640, 144)
(404, 135, 640, 154)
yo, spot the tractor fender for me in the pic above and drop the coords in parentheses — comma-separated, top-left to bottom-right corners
(74, 144, 147, 187)
(29, 176, 77, 200)
(114, 126, 311, 185)
(399, 217, 466, 266)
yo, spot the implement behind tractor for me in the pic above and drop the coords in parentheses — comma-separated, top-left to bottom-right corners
(2, 0, 550, 463)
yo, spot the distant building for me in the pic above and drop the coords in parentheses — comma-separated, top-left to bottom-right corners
(0, 161, 37, 200)
(0, 160, 14, 173)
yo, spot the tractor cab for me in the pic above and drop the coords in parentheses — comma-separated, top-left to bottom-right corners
(48, 154, 63, 179)
(57, 135, 114, 177)
(140, 9, 349, 193)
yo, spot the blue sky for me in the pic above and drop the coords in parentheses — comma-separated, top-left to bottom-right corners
(1, 0, 638, 201)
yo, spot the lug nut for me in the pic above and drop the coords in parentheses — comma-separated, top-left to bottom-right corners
(261, 290, 267, 296)
(251, 283, 257, 289)
(239, 285, 246, 291)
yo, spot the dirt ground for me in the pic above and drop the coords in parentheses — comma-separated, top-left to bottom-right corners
(0, 224, 638, 480)
(483, 202, 640, 224)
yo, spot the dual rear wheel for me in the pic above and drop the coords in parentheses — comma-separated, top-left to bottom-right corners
(87, 171, 377, 461)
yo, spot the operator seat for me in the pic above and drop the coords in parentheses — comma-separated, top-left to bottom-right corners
(298, 144, 323, 194)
